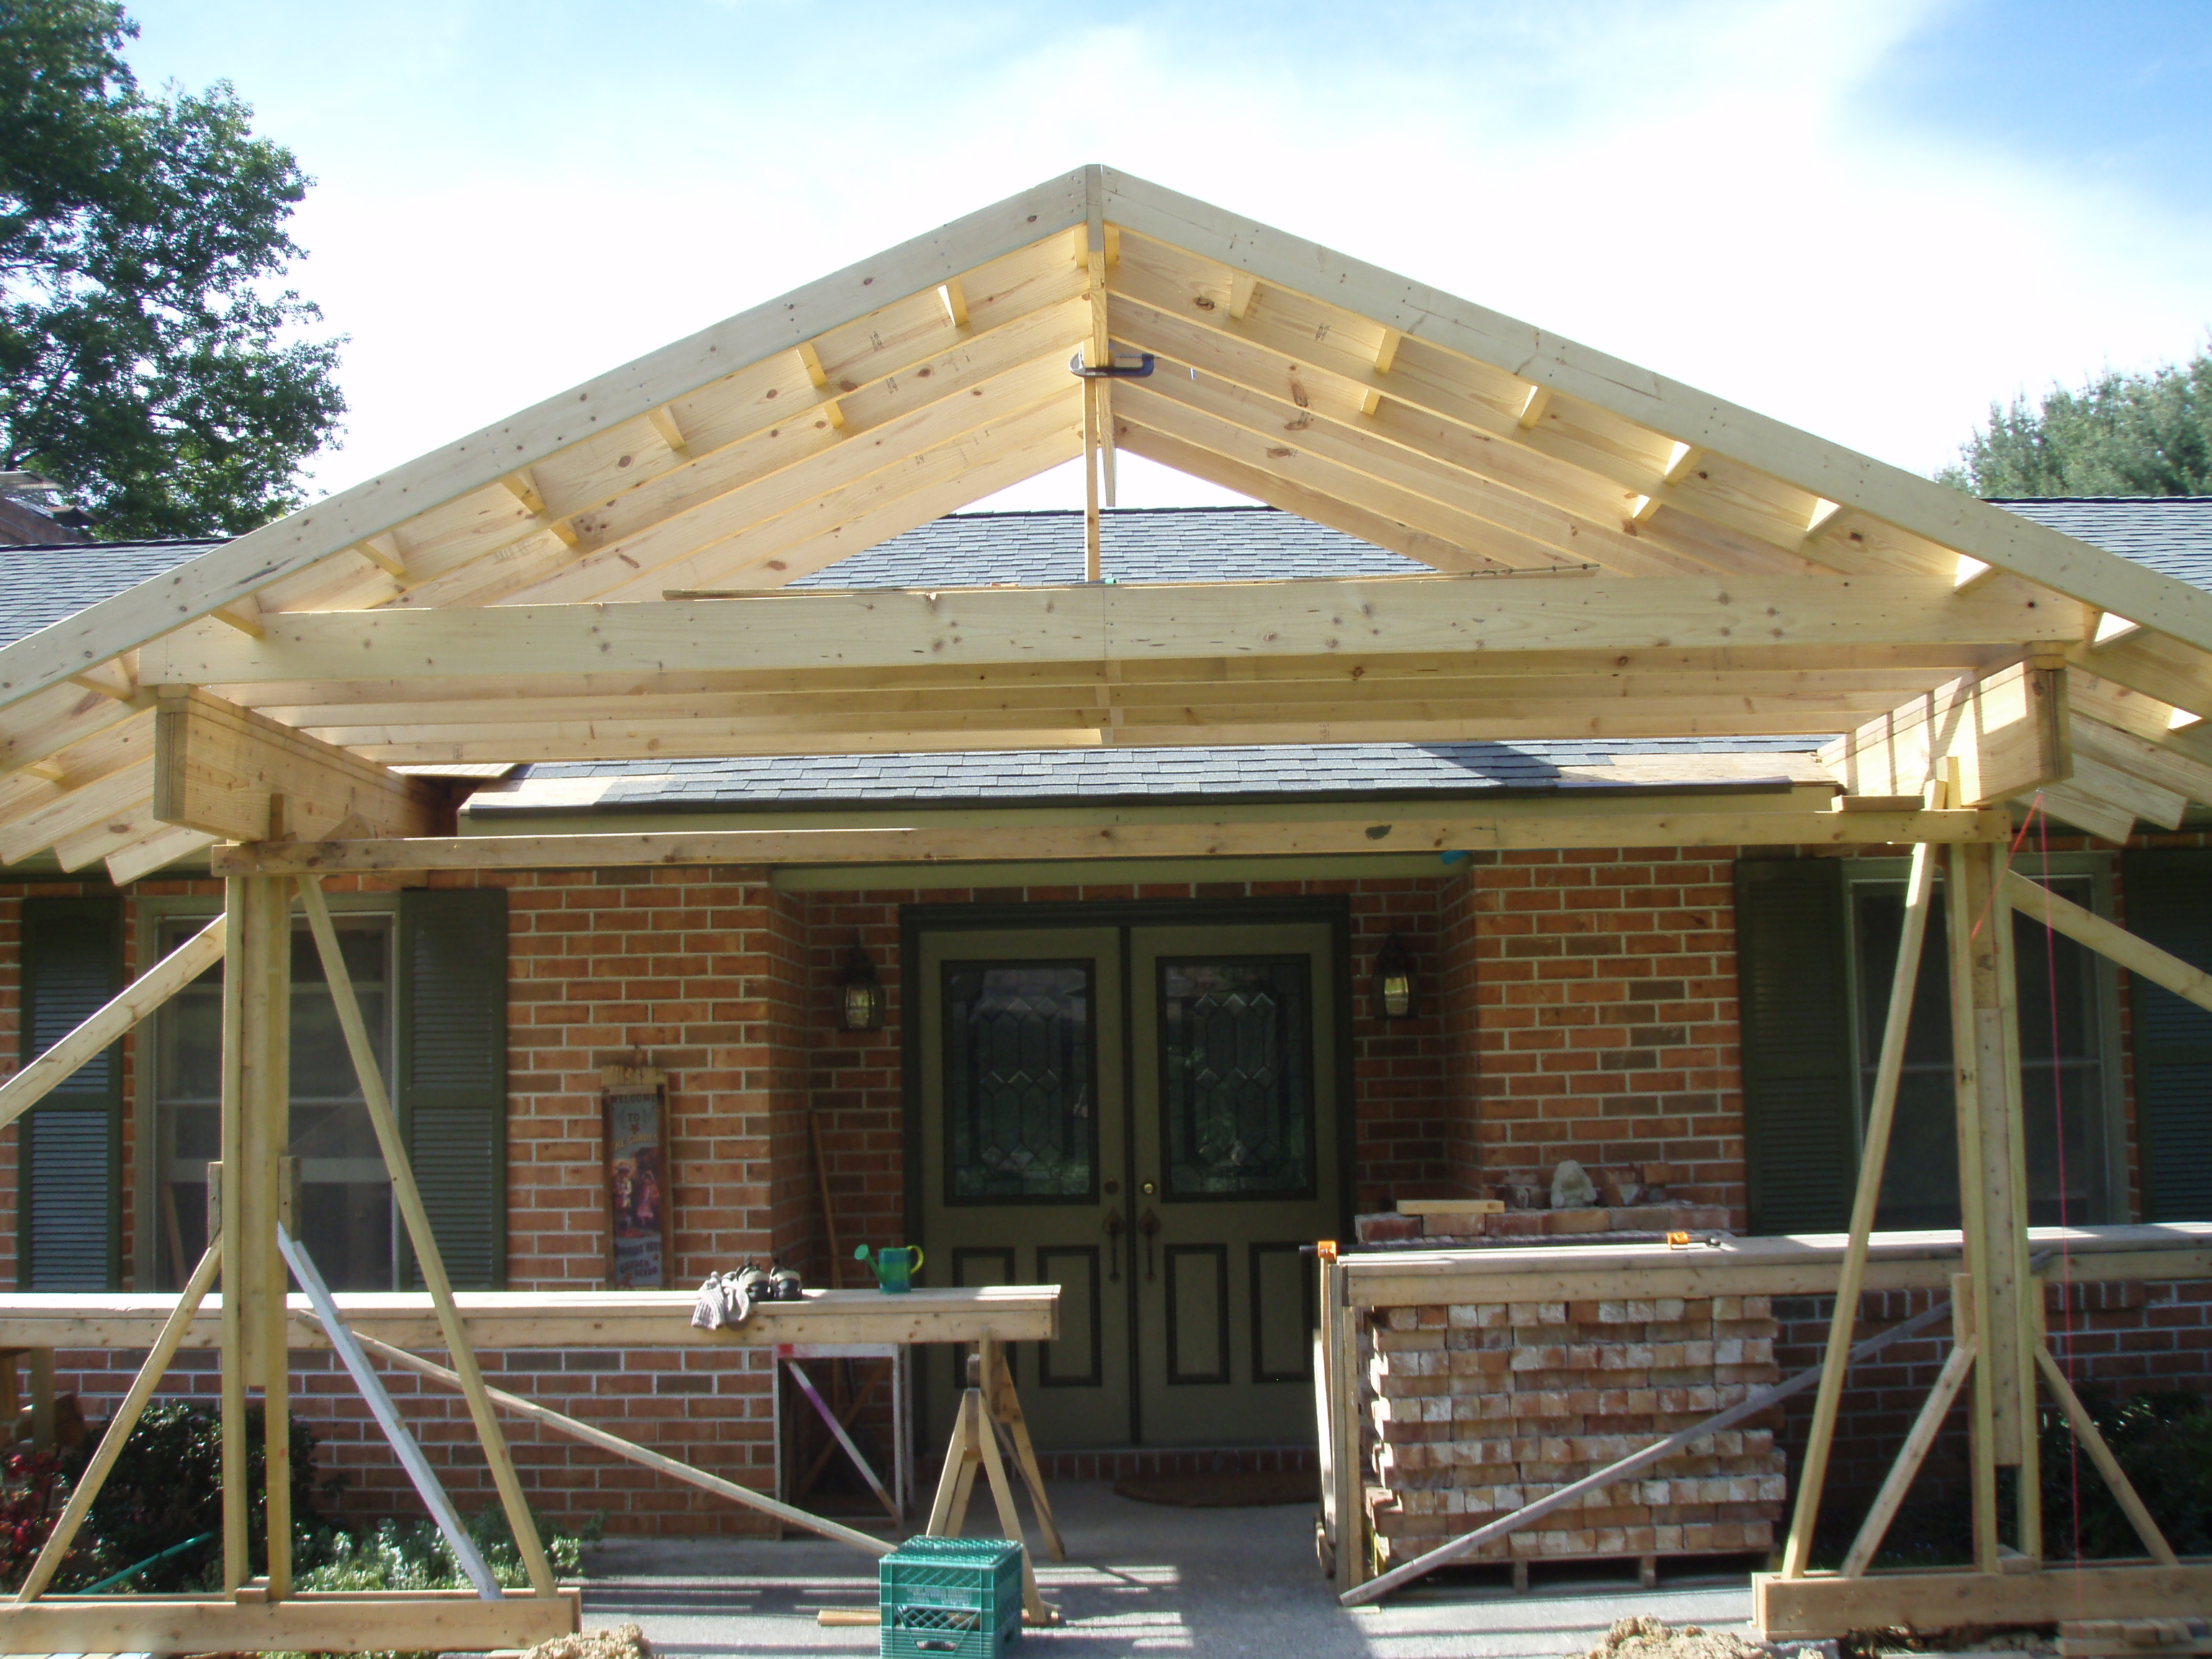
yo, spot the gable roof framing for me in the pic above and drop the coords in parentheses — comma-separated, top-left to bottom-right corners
(4, 164, 2211, 878)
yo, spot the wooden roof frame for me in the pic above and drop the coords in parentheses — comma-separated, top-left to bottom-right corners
(6, 163, 2212, 875)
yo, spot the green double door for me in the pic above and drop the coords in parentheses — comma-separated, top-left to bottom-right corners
(917, 915, 1341, 1449)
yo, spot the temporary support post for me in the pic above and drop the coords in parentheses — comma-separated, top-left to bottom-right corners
(220, 873, 294, 1595)
(1781, 840, 1936, 1577)
(1954, 838, 2039, 1560)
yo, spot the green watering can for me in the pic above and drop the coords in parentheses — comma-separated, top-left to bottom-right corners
(854, 1244, 925, 1293)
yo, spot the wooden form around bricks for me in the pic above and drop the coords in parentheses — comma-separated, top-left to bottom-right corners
(1318, 1223, 2212, 1598)
(1339, 1223, 2212, 1309)
(0, 1285, 1060, 1353)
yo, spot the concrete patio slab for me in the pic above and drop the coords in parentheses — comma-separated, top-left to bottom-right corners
(578, 1480, 1758, 1658)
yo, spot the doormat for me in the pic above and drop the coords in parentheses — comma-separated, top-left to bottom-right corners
(1112, 1469, 1318, 1507)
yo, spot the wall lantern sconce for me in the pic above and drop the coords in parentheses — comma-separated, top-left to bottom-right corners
(1372, 931, 1416, 1020)
(838, 943, 885, 1032)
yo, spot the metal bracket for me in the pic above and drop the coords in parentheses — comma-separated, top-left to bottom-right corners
(1069, 349, 1156, 379)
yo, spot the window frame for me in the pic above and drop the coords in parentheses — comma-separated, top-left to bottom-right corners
(1838, 851, 2129, 1226)
(130, 891, 403, 1290)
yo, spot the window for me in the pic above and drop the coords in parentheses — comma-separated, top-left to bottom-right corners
(1737, 857, 2125, 1235)
(150, 912, 397, 1290)
(1844, 860, 2121, 1231)
(17, 896, 124, 1290)
(135, 887, 509, 1292)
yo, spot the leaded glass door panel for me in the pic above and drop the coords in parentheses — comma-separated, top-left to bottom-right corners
(1129, 922, 1339, 1447)
(917, 927, 1128, 1449)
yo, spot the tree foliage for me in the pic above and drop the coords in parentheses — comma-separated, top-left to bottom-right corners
(1, 0, 343, 539)
(1941, 346, 2212, 498)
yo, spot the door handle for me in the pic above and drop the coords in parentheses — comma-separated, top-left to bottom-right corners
(1103, 1207, 1125, 1283)
(1138, 1208, 1159, 1282)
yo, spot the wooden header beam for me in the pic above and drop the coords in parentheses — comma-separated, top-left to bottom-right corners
(1820, 660, 2070, 805)
(153, 688, 444, 843)
(206, 801, 2008, 876)
(140, 575, 2078, 688)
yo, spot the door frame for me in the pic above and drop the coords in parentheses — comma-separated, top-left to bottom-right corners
(900, 895, 1357, 1443)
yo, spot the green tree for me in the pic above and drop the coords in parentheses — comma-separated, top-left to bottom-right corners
(1941, 346, 2212, 498)
(1, 0, 343, 539)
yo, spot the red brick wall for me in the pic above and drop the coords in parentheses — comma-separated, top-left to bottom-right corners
(1455, 848, 1742, 1213)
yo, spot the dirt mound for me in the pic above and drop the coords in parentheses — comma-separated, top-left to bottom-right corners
(1574, 1616, 1804, 1659)
(523, 1623, 652, 1659)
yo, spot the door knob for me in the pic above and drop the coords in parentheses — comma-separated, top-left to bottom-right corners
(1103, 1207, 1125, 1283)
(1141, 1179, 1157, 1196)
(1138, 1208, 1160, 1282)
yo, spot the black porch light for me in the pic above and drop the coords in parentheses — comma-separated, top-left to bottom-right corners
(838, 942, 885, 1031)
(1372, 930, 1416, 1020)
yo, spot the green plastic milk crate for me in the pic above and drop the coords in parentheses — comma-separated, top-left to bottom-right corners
(878, 1536, 1025, 1658)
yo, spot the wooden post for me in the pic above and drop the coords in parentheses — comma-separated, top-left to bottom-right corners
(218, 876, 292, 1595)
(1328, 1251, 1364, 1593)
(1945, 845, 2001, 1572)
(1954, 840, 2039, 1559)
(1781, 840, 1937, 1578)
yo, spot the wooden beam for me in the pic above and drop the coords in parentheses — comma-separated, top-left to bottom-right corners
(1755, 1565, 2212, 1640)
(0, 914, 223, 1132)
(1663, 442, 1701, 484)
(207, 804, 2006, 876)
(211, 594, 267, 638)
(1822, 660, 2071, 804)
(140, 574, 2081, 689)
(1227, 270, 1256, 320)
(2073, 712, 2212, 806)
(0, 1590, 579, 1655)
(645, 405, 689, 454)
(1100, 166, 2212, 653)
(353, 534, 408, 579)
(0, 758, 155, 865)
(1516, 385, 1552, 429)
(105, 822, 217, 884)
(0, 171, 1092, 710)
(2003, 868, 2212, 1014)
(153, 687, 443, 843)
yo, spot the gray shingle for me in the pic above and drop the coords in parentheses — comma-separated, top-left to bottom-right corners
(0, 539, 222, 648)
(1990, 498, 2212, 593)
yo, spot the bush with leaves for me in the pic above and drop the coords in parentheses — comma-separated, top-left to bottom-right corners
(2037, 1385, 2212, 1560)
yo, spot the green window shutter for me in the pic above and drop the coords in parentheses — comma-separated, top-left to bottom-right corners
(396, 889, 508, 1289)
(1735, 860, 1856, 1236)
(17, 896, 124, 1290)
(2121, 850, 2212, 1220)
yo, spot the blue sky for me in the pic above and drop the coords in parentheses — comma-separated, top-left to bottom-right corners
(117, 0, 2212, 510)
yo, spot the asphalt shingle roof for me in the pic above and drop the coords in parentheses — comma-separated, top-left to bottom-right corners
(0, 538, 221, 649)
(1990, 498, 2212, 594)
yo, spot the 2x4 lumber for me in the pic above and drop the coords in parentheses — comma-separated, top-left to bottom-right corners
(138, 573, 2082, 689)
(1110, 278, 1815, 579)
(152, 687, 442, 843)
(0, 171, 1091, 710)
(2036, 781, 2136, 843)
(2068, 628, 2212, 723)
(2072, 709, 2212, 804)
(296, 876, 557, 1597)
(344, 1329, 892, 1556)
(0, 680, 147, 778)
(2002, 868, 2212, 1015)
(209, 804, 2006, 877)
(462, 351, 1084, 608)
(1108, 237, 1858, 571)
(2064, 750, 2188, 829)
(1822, 661, 2072, 804)
(14, 1235, 223, 1601)
(1753, 1565, 2212, 1641)
(1840, 1335, 1978, 1577)
(1781, 839, 1937, 1578)
(0, 914, 223, 1131)
(2031, 1300, 2176, 1565)
(1344, 1289, 1963, 1607)
(105, 822, 216, 885)
(0, 1589, 578, 1655)
(0, 757, 154, 864)
(1099, 166, 2212, 652)
(0, 1283, 1061, 1353)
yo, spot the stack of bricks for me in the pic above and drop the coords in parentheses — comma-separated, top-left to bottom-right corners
(1362, 1290, 1786, 1572)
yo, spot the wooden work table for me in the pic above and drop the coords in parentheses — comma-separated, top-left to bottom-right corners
(0, 1284, 1058, 1353)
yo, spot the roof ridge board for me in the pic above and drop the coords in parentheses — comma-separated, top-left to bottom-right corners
(1097, 166, 2212, 660)
(0, 171, 1093, 711)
